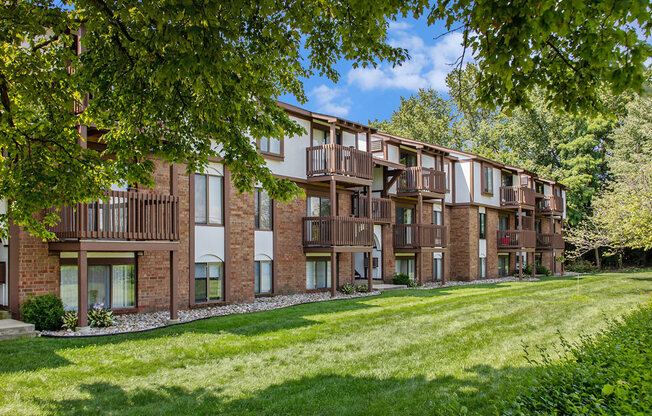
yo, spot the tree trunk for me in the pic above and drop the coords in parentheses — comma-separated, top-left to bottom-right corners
(594, 247, 601, 270)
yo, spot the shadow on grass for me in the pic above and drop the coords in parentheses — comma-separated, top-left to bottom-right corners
(34, 364, 543, 415)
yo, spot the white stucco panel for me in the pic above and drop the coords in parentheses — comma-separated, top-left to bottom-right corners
(195, 225, 225, 262)
(255, 230, 274, 260)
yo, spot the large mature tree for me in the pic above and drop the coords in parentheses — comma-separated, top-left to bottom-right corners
(1, 1, 650, 239)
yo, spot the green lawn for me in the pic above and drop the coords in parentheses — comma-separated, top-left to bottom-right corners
(1, 272, 650, 416)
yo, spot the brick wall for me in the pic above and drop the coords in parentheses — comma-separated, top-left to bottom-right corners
(275, 195, 306, 294)
(486, 208, 499, 278)
(17, 230, 59, 306)
(449, 206, 478, 281)
(227, 179, 255, 303)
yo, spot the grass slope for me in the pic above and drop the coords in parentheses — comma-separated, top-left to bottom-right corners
(0, 271, 650, 415)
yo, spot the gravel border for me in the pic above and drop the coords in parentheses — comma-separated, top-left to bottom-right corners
(41, 290, 381, 338)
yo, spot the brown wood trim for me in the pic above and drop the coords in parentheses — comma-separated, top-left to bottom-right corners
(49, 240, 179, 252)
(260, 152, 284, 161)
(480, 162, 494, 196)
(60, 257, 136, 266)
(272, 199, 278, 295)
(224, 167, 231, 303)
(8, 221, 19, 316)
(189, 173, 195, 306)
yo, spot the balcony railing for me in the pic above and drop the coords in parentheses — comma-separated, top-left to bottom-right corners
(397, 167, 447, 195)
(394, 224, 447, 249)
(306, 144, 373, 180)
(352, 195, 392, 223)
(497, 230, 536, 249)
(302, 216, 373, 247)
(500, 186, 536, 208)
(536, 233, 565, 250)
(48, 191, 180, 241)
(536, 195, 564, 214)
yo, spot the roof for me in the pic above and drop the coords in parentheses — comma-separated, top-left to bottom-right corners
(276, 101, 376, 133)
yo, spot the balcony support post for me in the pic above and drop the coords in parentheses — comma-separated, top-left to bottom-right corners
(441, 197, 447, 284)
(78, 250, 88, 327)
(518, 251, 523, 280)
(367, 184, 373, 291)
(330, 177, 336, 215)
(330, 251, 336, 297)
(329, 122, 336, 173)
(169, 249, 179, 322)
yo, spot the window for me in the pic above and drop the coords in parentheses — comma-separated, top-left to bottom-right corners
(255, 261, 273, 294)
(313, 128, 341, 146)
(482, 165, 493, 194)
(498, 255, 509, 276)
(535, 219, 542, 234)
(255, 188, 273, 230)
(502, 173, 513, 187)
(498, 215, 509, 231)
(479, 212, 486, 239)
(195, 174, 223, 224)
(433, 257, 442, 281)
(195, 263, 223, 302)
(395, 257, 415, 278)
(306, 259, 331, 289)
(400, 151, 417, 167)
(259, 137, 281, 155)
(536, 182, 544, 194)
(60, 263, 135, 311)
(396, 206, 413, 225)
(433, 209, 442, 226)
(307, 196, 331, 217)
(479, 257, 487, 278)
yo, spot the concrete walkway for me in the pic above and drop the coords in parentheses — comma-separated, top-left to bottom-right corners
(0, 319, 37, 341)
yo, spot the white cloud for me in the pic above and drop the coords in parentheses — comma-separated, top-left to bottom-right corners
(347, 32, 470, 93)
(310, 85, 351, 117)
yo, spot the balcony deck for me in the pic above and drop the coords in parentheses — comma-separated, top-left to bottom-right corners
(394, 224, 447, 251)
(48, 191, 180, 242)
(396, 167, 446, 198)
(500, 186, 536, 209)
(306, 144, 373, 185)
(536, 195, 564, 215)
(352, 195, 392, 223)
(496, 230, 536, 250)
(536, 233, 565, 250)
(302, 216, 373, 252)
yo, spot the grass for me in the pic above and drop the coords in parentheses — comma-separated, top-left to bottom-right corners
(0, 271, 650, 415)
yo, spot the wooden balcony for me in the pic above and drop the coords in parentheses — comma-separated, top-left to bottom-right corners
(352, 195, 392, 223)
(48, 191, 180, 241)
(497, 230, 536, 250)
(500, 186, 536, 208)
(536, 195, 564, 215)
(536, 233, 565, 250)
(302, 216, 373, 247)
(306, 144, 373, 183)
(394, 224, 447, 249)
(397, 167, 447, 196)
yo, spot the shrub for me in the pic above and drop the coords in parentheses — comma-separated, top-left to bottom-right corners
(567, 259, 598, 274)
(339, 283, 356, 295)
(502, 302, 652, 415)
(62, 311, 79, 330)
(21, 293, 64, 331)
(355, 283, 369, 293)
(407, 279, 420, 288)
(88, 304, 114, 328)
(392, 273, 411, 285)
(522, 264, 551, 276)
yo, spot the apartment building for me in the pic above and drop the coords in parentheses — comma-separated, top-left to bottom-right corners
(0, 101, 566, 326)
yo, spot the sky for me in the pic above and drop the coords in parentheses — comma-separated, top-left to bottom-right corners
(279, 16, 467, 125)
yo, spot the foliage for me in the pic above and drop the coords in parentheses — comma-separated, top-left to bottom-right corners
(20, 293, 63, 331)
(87, 304, 114, 328)
(61, 310, 79, 330)
(523, 264, 550, 276)
(503, 302, 652, 415)
(429, 0, 651, 114)
(355, 283, 369, 293)
(407, 278, 420, 288)
(392, 273, 411, 285)
(0, 0, 423, 240)
(339, 283, 356, 295)
(566, 259, 598, 274)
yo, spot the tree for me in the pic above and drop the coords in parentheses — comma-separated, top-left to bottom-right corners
(0, 0, 423, 239)
(369, 88, 457, 146)
(428, 0, 651, 114)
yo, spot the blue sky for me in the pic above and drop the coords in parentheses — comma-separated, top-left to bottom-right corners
(279, 16, 467, 125)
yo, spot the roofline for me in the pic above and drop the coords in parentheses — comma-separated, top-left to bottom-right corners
(276, 100, 376, 133)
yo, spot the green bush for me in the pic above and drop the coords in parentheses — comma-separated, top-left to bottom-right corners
(88, 305, 114, 328)
(407, 278, 420, 288)
(61, 311, 79, 330)
(339, 283, 356, 295)
(355, 283, 369, 293)
(21, 293, 64, 331)
(567, 259, 598, 274)
(503, 302, 652, 415)
(522, 264, 551, 276)
(392, 273, 411, 285)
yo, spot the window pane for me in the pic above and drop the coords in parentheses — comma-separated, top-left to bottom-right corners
(209, 276, 222, 300)
(195, 263, 207, 302)
(88, 265, 110, 309)
(254, 261, 261, 293)
(260, 137, 270, 152)
(60, 265, 78, 311)
(320, 197, 330, 217)
(269, 137, 281, 154)
(260, 261, 273, 293)
(195, 175, 207, 223)
(208, 176, 223, 224)
(306, 261, 315, 289)
(112, 265, 135, 308)
(256, 189, 272, 229)
(316, 261, 326, 289)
